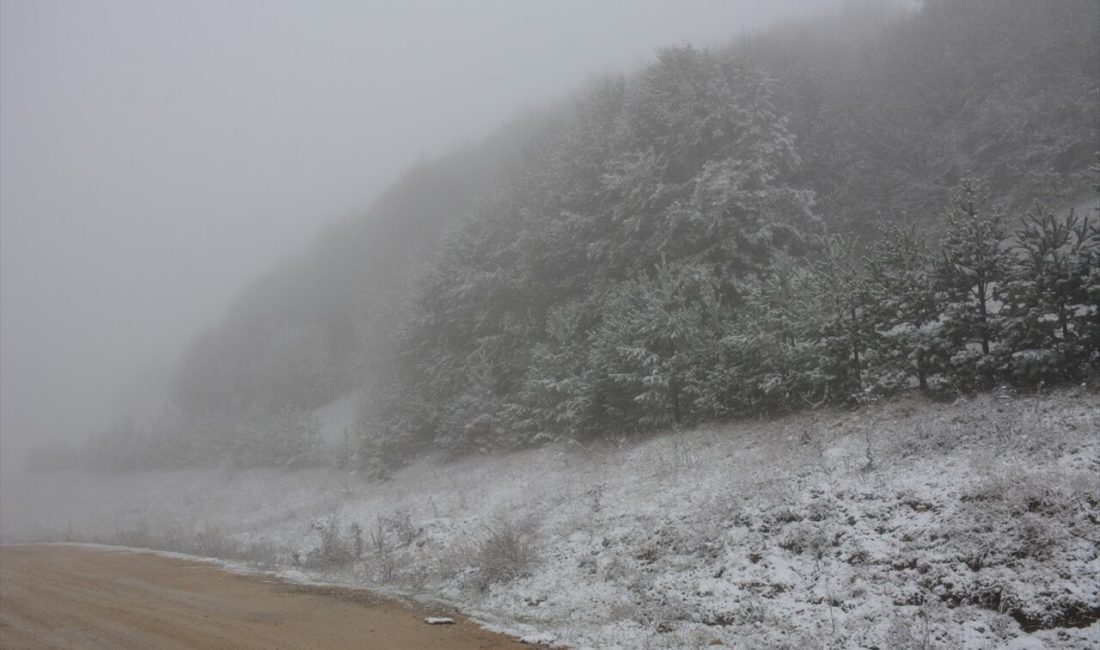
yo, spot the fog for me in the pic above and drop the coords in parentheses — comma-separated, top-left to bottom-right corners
(0, 0, 842, 478)
(4, 2, 1098, 645)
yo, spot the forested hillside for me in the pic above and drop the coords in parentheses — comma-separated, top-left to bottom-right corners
(746, 0, 1099, 230)
(55, 0, 1099, 472)
(365, 0, 1100, 460)
(45, 116, 551, 470)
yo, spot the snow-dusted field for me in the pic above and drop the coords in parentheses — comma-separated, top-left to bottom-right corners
(3, 389, 1098, 649)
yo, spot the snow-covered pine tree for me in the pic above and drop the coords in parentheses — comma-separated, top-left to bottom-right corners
(710, 253, 820, 414)
(1084, 155, 1100, 363)
(585, 259, 722, 431)
(801, 234, 873, 403)
(865, 221, 942, 391)
(1000, 206, 1099, 383)
(517, 300, 597, 438)
(935, 179, 1012, 386)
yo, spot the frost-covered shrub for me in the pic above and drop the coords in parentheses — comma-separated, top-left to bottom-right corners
(353, 509, 429, 584)
(473, 518, 539, 590)
(380, 508, 421, 547)
(306, 515, 356, 568)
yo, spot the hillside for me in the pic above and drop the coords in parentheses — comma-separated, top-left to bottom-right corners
(53, 0, 1099, 472)
(11, 4, 1097, 642)
(6, 2, 1100, 648)
(5, 390, 1098, 648)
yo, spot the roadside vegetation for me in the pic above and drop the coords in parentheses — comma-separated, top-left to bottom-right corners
(7, 389, 1097, 648)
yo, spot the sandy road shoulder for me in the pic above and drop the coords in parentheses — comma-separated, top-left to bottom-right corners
(0, 545, 542, 650)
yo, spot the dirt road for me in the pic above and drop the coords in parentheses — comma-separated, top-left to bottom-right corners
(0, 545, 533, 649)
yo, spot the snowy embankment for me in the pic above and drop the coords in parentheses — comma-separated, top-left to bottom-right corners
(3, 389, 1098, 649)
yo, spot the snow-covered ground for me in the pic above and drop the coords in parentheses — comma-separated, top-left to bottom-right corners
(3, 388, 1098, 649)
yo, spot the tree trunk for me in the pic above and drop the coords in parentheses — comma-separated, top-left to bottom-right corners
(850, 306, 863, 391)
(670, 378, 682, 424)
(916, 348, 928, 391)
(976, 282, 990, 355)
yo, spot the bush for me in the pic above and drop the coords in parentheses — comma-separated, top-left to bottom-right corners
(308, 515, 356, 568)
(473, 518, 539, 590)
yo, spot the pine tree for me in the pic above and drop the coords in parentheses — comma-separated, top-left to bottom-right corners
(865, 221, 942, 390)
(586, 260, 722, 430)
(1000, 206, 1098, 382)
(936, 180, 1012, 385)
(711, 253, 820, 413)
(1083, 157, 1100, 362)
(518, 301, 597, 437)
(802, 235, 872, 402)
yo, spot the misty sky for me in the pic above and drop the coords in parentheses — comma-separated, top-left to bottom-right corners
(0, 0, 840, 474)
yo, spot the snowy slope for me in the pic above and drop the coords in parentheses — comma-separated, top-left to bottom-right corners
(3, 388, 1097, 649)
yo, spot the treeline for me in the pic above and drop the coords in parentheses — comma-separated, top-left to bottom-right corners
(376, 175, 1098, 457)
(364, 0, 1100, 458)
(40, 0, 1100, 472)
